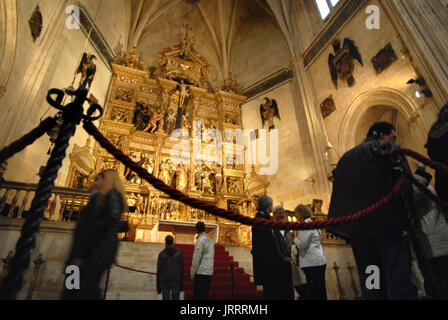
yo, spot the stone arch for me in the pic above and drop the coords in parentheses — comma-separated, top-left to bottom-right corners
(0, 0, 18, 98)
(338, 88, 427, 154)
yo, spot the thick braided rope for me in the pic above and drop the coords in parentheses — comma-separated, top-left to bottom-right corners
(0, 117, 56, 163)
(399, 148, 448, 175)
(84, 121, 405, 231)
(402, 172, 448, 208)
(0, 120, 77, 299)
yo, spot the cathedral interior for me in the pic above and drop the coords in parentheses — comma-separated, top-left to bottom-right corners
(0, 0, 447, 300)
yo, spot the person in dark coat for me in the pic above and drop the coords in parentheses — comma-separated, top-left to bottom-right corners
(426, 102, 448, 206)
(272, 205, 295, 300)
(251, 195, 282, 299)
(328, 122, 418, 300)
(157, 235, 184, 300)
(62, 169, 125, 300)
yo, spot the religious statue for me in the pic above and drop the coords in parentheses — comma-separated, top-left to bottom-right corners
(159, 159, 174, 186)
(129, 193, 145, 215)
(260, 98, 281, 130)
(194, 164, 205, 191)
(175, 163, 189, 192)
(164, 109, 177, 135)
(328, 38, 363, 88)
(133, 103, 150, 131)
(77, 53, 97, 88)
(144, 109, 164, 133)
(159, 202, 168, 219)
(144, 158, 154, 176)
(181, 113, 192, 135)
(149, 194, 158, 215)
(202, 119, 217, 143)
(125, 152, 139, 183)
(203, 170, 213, 194)
(212, 163, 223, 193)
(174, 81, 190, 129)
(178, 80, 190, 109)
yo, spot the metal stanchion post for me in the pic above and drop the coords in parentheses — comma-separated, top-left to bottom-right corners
(0, 251, 14, 287)
(347, 263, 362, 300)
(332, 262, 346, 300)
(26, 253, 44, 300)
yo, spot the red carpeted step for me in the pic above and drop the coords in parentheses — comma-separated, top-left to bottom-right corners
(183, 262, 239, 269)
(180, 244, 261, 300)
(183, 280, 257, 291)
(183, 273, 250, 283)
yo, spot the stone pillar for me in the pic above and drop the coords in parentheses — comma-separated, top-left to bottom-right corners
(381, 0, 448, 106)
(290, 57, 332, 206)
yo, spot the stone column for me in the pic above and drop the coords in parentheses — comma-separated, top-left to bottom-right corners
(290, 56, 333, 206)
(381, 0, 448, 106)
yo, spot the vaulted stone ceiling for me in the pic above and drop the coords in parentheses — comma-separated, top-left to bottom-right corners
(121, 0, 292, 91)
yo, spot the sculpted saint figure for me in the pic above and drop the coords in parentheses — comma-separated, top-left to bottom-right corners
(176, 163, 189, 192)
(144, 109, 164, 133)
(159, 159, 174, 185)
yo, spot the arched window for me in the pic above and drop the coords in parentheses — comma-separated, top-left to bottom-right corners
(315, 0, 340, 20)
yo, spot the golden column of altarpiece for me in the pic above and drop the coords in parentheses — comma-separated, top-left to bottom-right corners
(66, 32, 269, 247)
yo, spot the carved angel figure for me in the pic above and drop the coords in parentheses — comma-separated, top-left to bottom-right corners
(77, 53, 97, 88)
(260, 97, 281, 130)
(328, 38, 363, 88)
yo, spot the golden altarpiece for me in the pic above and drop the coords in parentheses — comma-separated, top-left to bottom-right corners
(65, 30, 269, 247)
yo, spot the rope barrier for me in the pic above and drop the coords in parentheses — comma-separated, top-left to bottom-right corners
(2, 119, 448, 231)
(0, 117, 56, 163)
(114, 264, 156, 275)
(113, 264, 231, 276)
(399, 148, 448, 176)
(403, 172, 448, 208)
(84, 120, 407, 231)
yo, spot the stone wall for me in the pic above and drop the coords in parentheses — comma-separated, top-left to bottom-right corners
(306, 0, 439, 158)
(1, 0, 128, 186)
(241, 81, 318, 211)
